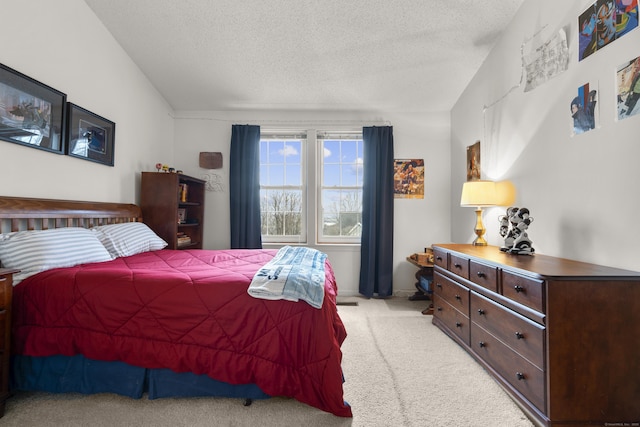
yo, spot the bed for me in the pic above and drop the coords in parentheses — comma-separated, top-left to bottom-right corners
(0, 196, 352, 417)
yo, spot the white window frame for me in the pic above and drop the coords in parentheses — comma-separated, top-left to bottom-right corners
(259, 132, 307, 244)
(259, 129, 362, 246)
(316, 131, 363, 244)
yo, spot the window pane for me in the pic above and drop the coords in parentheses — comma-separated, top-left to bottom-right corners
(323, 164, 341, 186)
(267, 165, 283, 186)
(323, 140, 340, 162)
(341, 164, 358, 186)
(321, 189, 362, 237)
(268, 141, 284, 163)
(285, 164, 301, 186)
(283, 141, 301, 162)
(264, 189, 302, 236)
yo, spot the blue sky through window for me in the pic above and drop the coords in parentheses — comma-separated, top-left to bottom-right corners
(322, 139, 363, 187)
(260, 140, 302, 186)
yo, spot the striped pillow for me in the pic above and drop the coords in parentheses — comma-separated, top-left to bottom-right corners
(0, 227, 114, 285)
(91, 222, 167, 258)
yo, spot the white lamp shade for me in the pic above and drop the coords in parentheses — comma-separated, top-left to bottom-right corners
(495, 180, 517, 206)
(460, 180, 497, 207)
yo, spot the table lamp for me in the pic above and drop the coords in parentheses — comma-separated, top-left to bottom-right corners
(460, 180, 497, 246)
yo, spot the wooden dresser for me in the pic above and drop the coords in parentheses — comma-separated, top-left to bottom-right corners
(431, 244, 640, 427)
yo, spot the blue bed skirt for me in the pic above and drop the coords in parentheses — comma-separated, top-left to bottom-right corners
(11, 355, 271, 400)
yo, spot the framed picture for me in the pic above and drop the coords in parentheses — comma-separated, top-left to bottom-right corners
(66, 103, 115, 166)
(0, 63, 66, 154)
(466, 141, 481, 181)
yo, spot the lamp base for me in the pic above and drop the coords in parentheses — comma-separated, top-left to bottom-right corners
(472, 208, 488, 246)
(472, 236, 488, 246)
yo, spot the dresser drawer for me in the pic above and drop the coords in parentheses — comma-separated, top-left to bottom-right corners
(448, 253, 469, 279)
(433, 247, 447, 269)
(469, 260, 498, 292)
(502, 270, 544, 313)
(470, 292, 544, 369)
(471, 324, 545, 412)
(433, 272, 469, 314)
(433, 294, 470, 346)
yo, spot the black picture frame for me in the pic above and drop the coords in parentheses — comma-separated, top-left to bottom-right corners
(0, 63, 66, 154)
(66, 103, 115, 166)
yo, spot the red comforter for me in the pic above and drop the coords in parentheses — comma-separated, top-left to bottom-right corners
(12, 249, 352, 417)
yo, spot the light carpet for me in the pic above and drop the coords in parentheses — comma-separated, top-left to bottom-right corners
(1, 297, 534, 427)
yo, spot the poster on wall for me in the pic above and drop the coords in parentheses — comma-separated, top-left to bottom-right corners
(393, 159, 424, 199)
(523, 29, 570, 92)
(578, 0, 638, 61)
(570, 82, 599, 135)
(466, 141, 481, 181)
(616, 54, 640, 119)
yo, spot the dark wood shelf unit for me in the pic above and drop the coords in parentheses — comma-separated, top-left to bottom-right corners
(140, 172, 205, 250)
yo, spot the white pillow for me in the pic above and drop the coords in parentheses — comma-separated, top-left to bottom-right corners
(0, 227, 114, 285)
(91, 222, 167, 258)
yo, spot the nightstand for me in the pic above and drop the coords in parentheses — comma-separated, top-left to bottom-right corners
(0, 268, 18, 418)
(406, 256, 434, 315)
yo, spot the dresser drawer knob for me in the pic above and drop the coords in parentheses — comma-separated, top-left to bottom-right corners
(477, 309, 485, 316)
(476, 271, 486, 278)
(478, 341, 486, 348)
(436, 306, 443, 312)
(454, 263, 462, 269)
(516, 372, 526, 381)
(455, 322, 462, 328)
(515, 332, 525, 340)
(436, 256, 443, 261)
(436, 283, 442, 289)
(514, 285, 525, 293)
(455, 294, 461, 300)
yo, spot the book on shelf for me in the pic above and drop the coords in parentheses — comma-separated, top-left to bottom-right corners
(178, 183, 188, 203)
(177, 232, 191, 247)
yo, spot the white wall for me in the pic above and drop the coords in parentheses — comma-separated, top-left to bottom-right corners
(451, 0, 640, 272)
(173, 109, 451, 296)
(0, 0, 174, 203)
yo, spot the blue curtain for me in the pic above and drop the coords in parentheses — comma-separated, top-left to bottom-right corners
(359, 126, 394, 298)
(229, 124, 262, 249)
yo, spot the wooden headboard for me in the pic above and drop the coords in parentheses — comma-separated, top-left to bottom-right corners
(0, 196, 142, 234)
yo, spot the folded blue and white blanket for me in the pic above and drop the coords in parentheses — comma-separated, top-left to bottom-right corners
(248, 246, 327, 309)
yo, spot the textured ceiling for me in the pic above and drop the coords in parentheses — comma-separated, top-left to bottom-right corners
(84, 0, 524, 113)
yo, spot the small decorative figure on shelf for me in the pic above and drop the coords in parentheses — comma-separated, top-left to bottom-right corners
(162, 164, 169, 173)
(156, 163, 162, 172)
(499, 207, 534, 255)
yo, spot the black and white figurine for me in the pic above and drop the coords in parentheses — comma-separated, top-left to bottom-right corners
(500, 207, 534, 255)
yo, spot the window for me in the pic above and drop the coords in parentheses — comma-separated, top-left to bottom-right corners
(259, 130, 363, 244)
(318, 134, 363, 243)
(259, 134, 305, 243)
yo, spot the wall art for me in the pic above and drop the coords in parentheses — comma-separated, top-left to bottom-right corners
(0, 63, 66, 154)
(466, 141, 481, 181)
(393, 159, 424, 199)
(579, 0, 638, 61)
(570, 82, 599, 135)
(617, 54, 640, 119)
(66, 103, 115, 166)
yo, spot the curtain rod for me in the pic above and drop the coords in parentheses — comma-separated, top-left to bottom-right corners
(170, 113, 390, 127)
